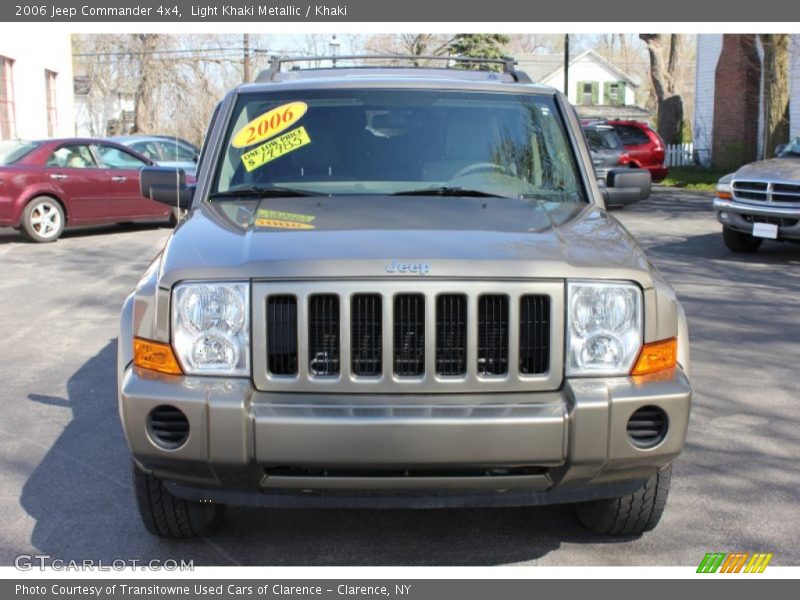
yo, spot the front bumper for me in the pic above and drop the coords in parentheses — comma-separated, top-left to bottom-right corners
(714, 198, 800, 240)
(119, 365, 691, 508)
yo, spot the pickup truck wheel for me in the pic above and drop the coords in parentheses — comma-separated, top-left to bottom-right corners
(20, 197, 65, 243)
(132, 462, 225, 538)
(722, 226, 763, 253)
(575, 464, 671, 536)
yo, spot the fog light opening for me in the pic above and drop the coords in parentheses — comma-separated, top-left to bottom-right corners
(147, 405, 190, 450)
(626, 405, 668, 449)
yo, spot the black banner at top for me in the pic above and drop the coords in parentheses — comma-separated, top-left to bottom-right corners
(1, 0, 799, 22)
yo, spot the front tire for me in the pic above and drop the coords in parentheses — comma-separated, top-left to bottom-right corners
(132, 461, 225, 538)
(20, 197, 65, 242)
(575, 464, 672, 536)
(722, 226, 763, 253)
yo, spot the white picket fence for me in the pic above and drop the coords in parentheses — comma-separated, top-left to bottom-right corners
(665, 143, 695, 167)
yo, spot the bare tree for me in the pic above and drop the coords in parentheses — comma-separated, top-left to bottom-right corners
(640, 34, 684, 144)
(759, 34, 791, 157)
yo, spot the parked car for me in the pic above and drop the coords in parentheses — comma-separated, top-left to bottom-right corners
(0, 138, 176, 242)
(714, 136, 800, 252)
(119, 55, 690, 539)
(608, 120, 668, 182)
(109, 135, 199, 176)
(583, 122, 631, 182)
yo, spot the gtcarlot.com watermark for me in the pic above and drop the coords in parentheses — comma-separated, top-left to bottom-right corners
(14, 554, 194, 571)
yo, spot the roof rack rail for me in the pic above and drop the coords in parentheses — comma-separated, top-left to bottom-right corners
(255, 54, 532, 83)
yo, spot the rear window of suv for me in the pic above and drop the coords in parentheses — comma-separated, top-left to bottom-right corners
(213, 89, 586, 203)
(613, 125, 651, 146)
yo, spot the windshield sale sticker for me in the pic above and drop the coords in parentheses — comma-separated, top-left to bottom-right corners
(240, 126, 311, 172)
(254, 208, 316, 230)
(232, 101, 308, 148)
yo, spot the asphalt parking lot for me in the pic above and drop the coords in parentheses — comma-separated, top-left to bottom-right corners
(1, 188, 799, 566)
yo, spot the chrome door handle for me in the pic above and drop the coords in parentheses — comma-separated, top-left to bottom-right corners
(50, 174, 68, 181)
(111, 176, 127, 183)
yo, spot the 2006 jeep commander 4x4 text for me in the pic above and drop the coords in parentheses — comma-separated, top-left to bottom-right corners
(118, 56, 691, 538)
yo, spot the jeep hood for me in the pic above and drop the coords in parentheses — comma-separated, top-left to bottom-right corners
(157, 196, 654, 288)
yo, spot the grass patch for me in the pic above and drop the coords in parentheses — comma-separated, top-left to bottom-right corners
(660, 167, 728, 191)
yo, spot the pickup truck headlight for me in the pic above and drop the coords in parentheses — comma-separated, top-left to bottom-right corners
(567, 281, 642, 376)
(172, 282, 250, 376)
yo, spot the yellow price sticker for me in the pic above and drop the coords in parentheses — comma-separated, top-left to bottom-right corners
(254, 219, 315, 230)
(240, 126, 311, 172)
(232, 101, 308, 148)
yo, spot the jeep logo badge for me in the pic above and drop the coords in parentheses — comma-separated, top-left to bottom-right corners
(385, 261, 431, 275)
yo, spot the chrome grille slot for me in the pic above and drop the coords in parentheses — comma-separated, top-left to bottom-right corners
(253, 281, 564, 394)
(394, 293, 425, 376)
(266, 295, 298, 375)
(519, 295, 550, 375)
(351, 294, 382, 376)
(478, 295, 509, 376)
(772, 182, 800, 203)
(732, 180, 768, 201)
(436, 294, 467, 376)
(308, 294, 340, 376)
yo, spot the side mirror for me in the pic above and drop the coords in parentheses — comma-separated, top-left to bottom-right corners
(140, 166, 194, 210)
(775, 144, 786, 156)
(602, 168, 651, 207)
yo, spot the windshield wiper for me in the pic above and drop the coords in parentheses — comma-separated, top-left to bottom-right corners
(208, 184, 325, 199)
(392, 186, 513, 199)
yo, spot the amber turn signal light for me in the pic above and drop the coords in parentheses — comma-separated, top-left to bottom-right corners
(631, 337, 677, 376)
(716, 190, 732, 199)
(133, 338, 183, 375)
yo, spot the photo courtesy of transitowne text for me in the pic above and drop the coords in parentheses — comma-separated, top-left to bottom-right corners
(0, 0, 799, 595)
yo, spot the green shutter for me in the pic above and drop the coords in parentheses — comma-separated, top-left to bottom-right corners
(603, 82, 611, 105)
(591, 82, 599, 105)
(575, 81, 584, 105)
(617, 81, 627, 106)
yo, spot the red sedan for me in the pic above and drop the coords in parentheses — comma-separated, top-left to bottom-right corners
(0, 138, 179, 242)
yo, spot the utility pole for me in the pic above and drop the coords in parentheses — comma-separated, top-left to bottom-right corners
(243, 33, 251, 82)
(564, 34, 570, 98)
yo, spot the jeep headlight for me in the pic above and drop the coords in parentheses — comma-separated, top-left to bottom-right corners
(172, 282, 250, 376)
(567, 281, 642, 376)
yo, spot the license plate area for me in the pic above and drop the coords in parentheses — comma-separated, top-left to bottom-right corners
(753, 222, 778, 239)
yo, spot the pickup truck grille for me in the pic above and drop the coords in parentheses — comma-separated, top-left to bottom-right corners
(253, 281, 563, 394)
(733, 180, 800, 204)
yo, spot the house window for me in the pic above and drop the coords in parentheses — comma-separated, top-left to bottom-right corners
(608, 83, 620, 104)
(0, 56, 16, 140)
(45, 70, 58, 137)
(582, 82, 594, 105)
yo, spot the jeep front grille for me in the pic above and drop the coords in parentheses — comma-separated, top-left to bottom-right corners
(478, 295, 509, 376)
(435, 294, 467, 376)
(308, 294, 340, 376)
(519, 295, 551, 375)
(351, 294, 382, 376)
(393, 294, 425, 376)
(254, 281, 564, 394)
(266, 295, 298, 375)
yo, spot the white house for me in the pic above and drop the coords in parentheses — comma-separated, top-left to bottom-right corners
(0, 32, 75, 140)
(693, 34, 800, 168)
(516, 49, 640, 108)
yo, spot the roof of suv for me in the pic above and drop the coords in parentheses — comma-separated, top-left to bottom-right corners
(238, 55, 554, 95)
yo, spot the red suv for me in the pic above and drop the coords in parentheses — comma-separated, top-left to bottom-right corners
(608, 120, 668, 182)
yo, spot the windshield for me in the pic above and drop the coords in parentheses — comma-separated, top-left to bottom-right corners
(585, 127, 621, 151)
(0, 141, 40, 165)
(213, 89, 585, 202)
(778, 136, 800, 157)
